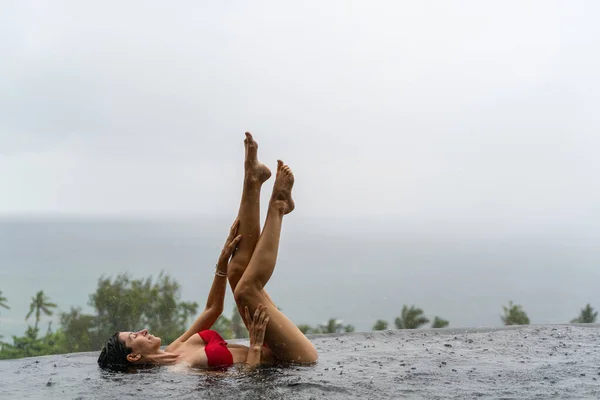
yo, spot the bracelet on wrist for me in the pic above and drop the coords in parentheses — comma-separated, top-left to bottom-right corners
(215, 264, 227, 277)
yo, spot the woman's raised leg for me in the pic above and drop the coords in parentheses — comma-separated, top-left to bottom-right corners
(234, 161, 318, 364)
(227, 132, 270, 290)
(227, 133, 277, 307)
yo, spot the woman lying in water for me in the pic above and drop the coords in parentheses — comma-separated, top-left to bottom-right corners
(97, 133, 318, 371)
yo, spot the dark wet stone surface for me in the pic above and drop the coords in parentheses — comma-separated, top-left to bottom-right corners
(1, 324, 599, 399)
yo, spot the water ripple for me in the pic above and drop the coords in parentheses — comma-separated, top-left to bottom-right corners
(1, 325, 599, 399)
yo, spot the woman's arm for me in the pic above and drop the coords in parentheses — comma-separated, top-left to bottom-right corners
(244, 303, 271, 367)
(165, 220, 241, 351)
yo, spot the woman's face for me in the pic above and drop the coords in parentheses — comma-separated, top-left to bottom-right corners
(118, 329, 161, 356)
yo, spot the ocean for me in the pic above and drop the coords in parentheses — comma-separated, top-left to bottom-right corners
(0, 216, 599, 339)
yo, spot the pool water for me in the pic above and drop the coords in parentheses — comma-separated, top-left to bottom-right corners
(1, 325, 599, 399)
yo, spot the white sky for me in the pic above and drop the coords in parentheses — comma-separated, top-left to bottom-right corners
(1, 0, 599, 229)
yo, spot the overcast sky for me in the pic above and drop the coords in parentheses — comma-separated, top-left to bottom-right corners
(1, 0, 599, 231)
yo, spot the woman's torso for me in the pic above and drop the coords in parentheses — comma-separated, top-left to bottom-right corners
(174, 332, 249, 368)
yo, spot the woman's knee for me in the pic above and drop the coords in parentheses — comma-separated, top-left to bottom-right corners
(233, 281, 260, 308)
(227, 260, 247, 286)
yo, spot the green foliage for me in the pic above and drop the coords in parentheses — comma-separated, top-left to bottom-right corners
(319, 318, 340, 333)
(571, 303, 598, 324)
(59, 307, 97, 353)
(211, 305, 296, 339)
(25, 291, 57, 331)
(199, 305, 250, 340)
(501, 301, 530, 325)
(90, 273, 151, 342)
(376, 314, 448, 330)
(0, 290, 8, 338)
(296, 324, 316, 334)
(0, 326, 67, 360)
(310, 318, 354, 334)
(372, 320, 389, 331)
(1, 291, 68, 359)
(395, 305, 430, 329)
(211, 315, 233, 339)
(231, 306, 249, 339)
(431, 316, 449, 329)
(90, 272, 199, 345)
(296, 319, 353, 334)
(1, 273, 199, 360)
(0, 290, 9, 311)
(1, 275, 372, 360)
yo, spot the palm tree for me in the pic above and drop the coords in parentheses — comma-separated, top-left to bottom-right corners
(571, 304, 598, 324)
(372, 319, 389, 331)
(25, 290, 57, 331)
(394, 305, 430, 329)
(318, 318, 354, 333)
(431, 316, 449, 328)
(0, 290, 8, 339)
(0, 290, 9, 311)
(501, 301, 529, 325)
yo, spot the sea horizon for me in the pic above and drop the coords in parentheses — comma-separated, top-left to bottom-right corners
(1, 215, 598, 340)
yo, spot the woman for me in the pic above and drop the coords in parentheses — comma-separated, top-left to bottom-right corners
(97, 133, 318, 371)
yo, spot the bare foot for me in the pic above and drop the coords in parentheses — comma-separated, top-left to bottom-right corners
(270, 160, 295, 215)
(244, 132, 271, 184)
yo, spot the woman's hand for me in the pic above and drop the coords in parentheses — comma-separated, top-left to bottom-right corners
(217, 219, 242, 272)
(245, 303, 271, 350)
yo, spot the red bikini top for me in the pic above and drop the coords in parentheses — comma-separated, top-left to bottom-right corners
(198, 330, 234, 368)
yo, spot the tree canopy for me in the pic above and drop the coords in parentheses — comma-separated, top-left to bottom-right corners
(372, 319, 389, 331)
(25, 291, 56, 331)
(501, 301, 530, 325)
(431, 316, 449, 329)
(1, 273, 200, 359)
(395, 305, 430, 329)
(89, 272, 199, 345)
(571, 304, 597, 324)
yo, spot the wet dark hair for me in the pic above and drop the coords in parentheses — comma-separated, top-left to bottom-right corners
(97, 332, 133, 372)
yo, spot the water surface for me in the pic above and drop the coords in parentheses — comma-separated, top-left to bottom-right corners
(2, 325, 599, 399)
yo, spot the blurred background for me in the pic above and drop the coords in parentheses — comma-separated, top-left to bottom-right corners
(0, 0, 598, 356)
